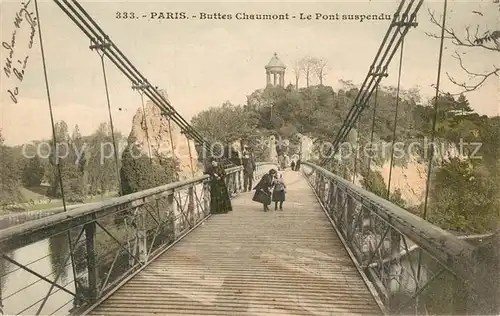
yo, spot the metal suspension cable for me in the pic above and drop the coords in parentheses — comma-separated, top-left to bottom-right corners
(352, 120, 360, 184)
(92, 49, 123, 196)
(332, 3, 413, 146)
(34, 0, 68, 213)
(33, 0, 78, 299)
(367, 87, 379, 171)
(54, 1, 188, 133)
(326, 14, 415, 164)
(417, 0, 448, 283)
(321, 0, 422, 166)
(340, 0, 407, 119)
(339, 0, 410, 121)
(69, 0, 198, 140)
(386, 38, 405, 198)
(69, 0, 216, 155)
(61, 0, 207, 146)
(53, 0, 234, 167)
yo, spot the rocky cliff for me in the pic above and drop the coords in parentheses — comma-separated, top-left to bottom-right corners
(297, 133, 316, 161)
(373, 142, 463, 207)
(127, 90, 202, 180)
(374, 157, 427, 207)
(302, 133, 463, 208)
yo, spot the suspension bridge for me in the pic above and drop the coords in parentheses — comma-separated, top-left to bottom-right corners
(0, 0, 498, 315)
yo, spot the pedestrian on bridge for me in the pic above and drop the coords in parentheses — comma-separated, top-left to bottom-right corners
(241, 146, 256, 192)
(206, 158, 233, 214)
(252, 169, 276, 212)
(295, 158, 301, 171)
(272, 173, 286, 210)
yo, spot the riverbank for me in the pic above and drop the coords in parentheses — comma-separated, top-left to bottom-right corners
(0, 194, 117, 230)
(0, 191, 118, 212)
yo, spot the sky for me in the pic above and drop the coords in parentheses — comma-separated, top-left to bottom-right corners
(0, 0, 499, 146)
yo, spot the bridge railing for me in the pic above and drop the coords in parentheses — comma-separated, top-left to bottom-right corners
(0, 162, 276, 316)
(301, 161, 481, 315)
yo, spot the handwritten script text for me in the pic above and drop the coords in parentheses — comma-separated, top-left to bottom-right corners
(2, 0, 37, 104)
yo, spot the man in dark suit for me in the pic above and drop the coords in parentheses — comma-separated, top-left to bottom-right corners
(241, 146, 256, 192)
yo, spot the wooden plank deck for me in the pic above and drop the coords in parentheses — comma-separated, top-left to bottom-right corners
(88, 170, 381, 315)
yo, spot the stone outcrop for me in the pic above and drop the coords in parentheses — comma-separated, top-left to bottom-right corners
(127, 90, 202, 180)
(374, 141, 465, 207)
(360, 141, 463, 207)
(299, 134, 315, 161)
(268, 137, 278, 164)
(373, 156, 427, 207)
(305, 133, 465, 208)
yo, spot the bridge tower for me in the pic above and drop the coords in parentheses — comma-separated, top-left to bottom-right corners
(265, 53, 286, 87)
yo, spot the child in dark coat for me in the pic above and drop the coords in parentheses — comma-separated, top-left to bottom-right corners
(272, 173, 286, 210)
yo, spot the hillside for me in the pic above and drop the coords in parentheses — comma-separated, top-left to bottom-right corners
(191, 83, 500, 234)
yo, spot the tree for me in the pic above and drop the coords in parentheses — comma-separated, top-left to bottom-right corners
(0, 130, 22, 205)
(312, 58, 328, 85)
(299, 57, 315, 88)
(22, 155, 45, 187)
(86, 123, 121, 195)
(120, 143, 177, 195)
(427, 2, 500, 93)
(455, 94, 474, 114)
(430, 158, 500, 233)
(191, 101, 259, 145)
(46, 121, 86, 202)
(292, 60, 302, 89)
(71, 124, 86, 173)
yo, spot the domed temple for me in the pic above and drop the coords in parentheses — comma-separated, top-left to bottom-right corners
(265, 53, 286, 87)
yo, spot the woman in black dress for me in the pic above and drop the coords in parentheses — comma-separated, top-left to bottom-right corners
(252, 169, 277, 212)
(205, 158, 233, 214)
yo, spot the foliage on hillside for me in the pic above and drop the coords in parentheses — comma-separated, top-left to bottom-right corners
(120, 139, 178, 195)
(190, 83, 500, 234)
(2, 121, 125, 206)
(429, 158, 499, 233)
(22, 155, 44, 187)
(45, 122, 87, 202)
(0, 130, 23, 205)
(360, 170, 406, 208)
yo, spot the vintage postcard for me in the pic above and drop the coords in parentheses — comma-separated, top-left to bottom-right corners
(0, 0, 498, 315)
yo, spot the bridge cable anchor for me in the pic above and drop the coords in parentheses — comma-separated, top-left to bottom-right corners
(368, 65, 389, 78)
(132, 83, 174, 116)
(89, 37, 112, 58)
(368, 71, 389, 78)
(391, 12, 419, 28)
(131, 82, 151, 91)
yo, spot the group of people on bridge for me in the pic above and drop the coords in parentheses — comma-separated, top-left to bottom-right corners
(204, 145, 302, 214)
(252, 169, 286, 212)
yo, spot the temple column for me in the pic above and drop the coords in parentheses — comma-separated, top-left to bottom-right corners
(273, 72, 277, 86)
(266, 71, 271, 86)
